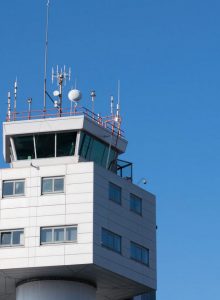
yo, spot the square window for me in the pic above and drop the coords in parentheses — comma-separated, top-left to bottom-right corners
(3, 182, 14, 196)
(15, 181, 25, 195)
(1, 232, 11, 245)
(54, 178, 64, 192)
(42, 177, 64, 194)
(42, 178, 53, 193)
(130, 194, 142, 215)
(12, 230, 24, 245)
(66, 227, 77, 241)
(109, 182, 121, 205)
(41, 228, 52, 243)
(102, 228, 121, 253)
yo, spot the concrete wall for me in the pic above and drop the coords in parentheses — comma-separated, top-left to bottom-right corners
(0, 162, 94, 269)
(93, 164, 156, 290)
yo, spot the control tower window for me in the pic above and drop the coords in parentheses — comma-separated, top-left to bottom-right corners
(14, 135, 35, 160)
(35, 133, 55, 158)
(79, 132, 118, 169)
(57, 132, 76, 157)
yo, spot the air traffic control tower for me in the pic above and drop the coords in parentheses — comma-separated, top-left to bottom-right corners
(0, 82, 156, 300)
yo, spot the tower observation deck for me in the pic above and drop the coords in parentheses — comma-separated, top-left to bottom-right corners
(0, 102, 157, 300)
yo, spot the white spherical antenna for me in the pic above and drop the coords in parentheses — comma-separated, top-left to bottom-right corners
(53, 90, 59, 97)
(68, 89, 82, 102)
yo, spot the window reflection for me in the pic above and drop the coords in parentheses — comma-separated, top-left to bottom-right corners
(14, 135, 34, 160)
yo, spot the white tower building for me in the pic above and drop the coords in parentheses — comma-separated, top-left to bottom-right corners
(0, 93, 156, 299)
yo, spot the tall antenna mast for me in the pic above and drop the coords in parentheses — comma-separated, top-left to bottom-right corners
(14, 78, 17, 121)
(43, 0, 50, 113)
(116, 80, 120, 121)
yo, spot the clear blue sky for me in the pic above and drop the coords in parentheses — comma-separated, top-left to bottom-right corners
(0, 1, 219, 299)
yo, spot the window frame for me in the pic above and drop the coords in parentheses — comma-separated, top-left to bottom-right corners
(40, 225, 77, 245)
(41, 176, 65, 195)
(2, 179, 25, 198)
(130, 193, 142, 216)
(130, 241, 149, 266)
(109, 182, 122, 205)
(101, 227, 122, 254)
(0, 229, 24, 247)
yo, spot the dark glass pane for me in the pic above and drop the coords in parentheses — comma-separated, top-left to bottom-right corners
(36, 134, 55, 158)
(102, 228, 121, 253)
(41, 228, 52, 243)
(66, 227, 77, 241)
(15, 181, 25, 195)
(3, 182, 14, 196)
(54, 178, 64, 192)
(14, 135, 35, 160)
(142, 248, 149, 265)
(1, 232, 11, 245)
(109, 183, 121, 204)
(42, 178, 53, 193)
(131, 242, 142, 261)
(130, 194, 142, 215)
(108, 149, 117, 170)
(79, 133, 92, 159)
(57, 132, 77, 157)
(90, 139, 106, 165)
(12, 231, 24, 245)
(54, 228, 64, 242)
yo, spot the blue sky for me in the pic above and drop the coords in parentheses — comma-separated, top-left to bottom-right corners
(0, 0, 220, 299)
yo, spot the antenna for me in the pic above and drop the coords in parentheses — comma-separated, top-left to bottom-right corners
(52, 65, 71, 116)
(90, 90, 96, 115)
(14, 78, 17, 121)
(116, 80, 120, 121)
(43, 0, 50, 113)
(7, 92, 11, 122)
(110, 95, 114, 115)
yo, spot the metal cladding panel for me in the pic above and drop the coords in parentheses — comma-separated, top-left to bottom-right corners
(93, 164, 157, 292)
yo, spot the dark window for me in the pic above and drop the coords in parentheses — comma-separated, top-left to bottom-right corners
(57, 132, 77, 157)
(14, 135, 35, 160)
(42, 177, 64, 194)
(130, 194, 142, 215)
(36, 133, 55, 158)
(102, 228, 121, 253)
(40, 226, 77, 244)
(130, 242, 149, 266)
(109, 182, 121, 205)
(3, 180, 25, 197)
(79, 132, 118, 169)
(0, 229, 24, 247)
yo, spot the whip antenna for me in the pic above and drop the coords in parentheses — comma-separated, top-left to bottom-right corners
(43, 0, 50, 112)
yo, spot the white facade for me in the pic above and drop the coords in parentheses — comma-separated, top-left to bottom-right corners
(0, 115, 156, 300)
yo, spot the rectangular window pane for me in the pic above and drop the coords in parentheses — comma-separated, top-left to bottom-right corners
(131, 242, 149, 265)
(66, 227, 77, 241)
(36, 134, 55, 158)
(102, 228, 121, 253)
(57, 132, 76, 157)
(1, 232, 11, 245)
(54, 228, 64, 242)
(130, 194, 142, 215)
(54, 178, 64, 192)
(109, 182, 121, 205)
(14, 135, 35, 160)
(42, 178, 53, 193)
(15, 181, 25, 195)
(41, 228, 52, 243)
(3, 182, 14, 196)
(12, 230, 24, 245)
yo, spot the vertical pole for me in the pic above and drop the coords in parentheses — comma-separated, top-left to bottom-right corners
(7, 92, 11, 122)
(14, 79, 17, 121)
(44, 0, 50, 115)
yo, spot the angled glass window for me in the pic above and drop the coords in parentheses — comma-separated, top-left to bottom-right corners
(42, 177, 64, 194)
(40, 226, 77, 245)
(130, 242, 149, 266)
(79, 132, 118, 169)
(57, 132, 76, 157)
(36, 133, 55, 158)
(130, 194, 142, 215)
(13, 135, 35, 160)
(109, 182, 121, 205)
(101, 228, 121, 253)
(0, 229, 24, 247)
(3, 180, 25, 197)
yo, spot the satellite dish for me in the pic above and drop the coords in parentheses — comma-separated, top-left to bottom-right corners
(68, 89, 82, 102)
(53, 90, 59, 97)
